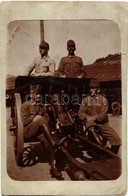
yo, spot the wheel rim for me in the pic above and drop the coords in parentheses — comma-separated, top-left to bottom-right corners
(13, 93, 24, 166)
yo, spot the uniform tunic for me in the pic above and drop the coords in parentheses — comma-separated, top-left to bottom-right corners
(58, 55, 85, 78)
(27, 55, 55, 76)
(78, 95, 121, 146)
(20, 100, 49, 139)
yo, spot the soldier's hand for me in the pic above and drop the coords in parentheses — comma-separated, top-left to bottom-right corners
(87, 117, 95, 124)
(33, 115, 42, 122)
(59, 74, 66, 78)
(37, 72, 53, 76)
(77, 75, 82, 79)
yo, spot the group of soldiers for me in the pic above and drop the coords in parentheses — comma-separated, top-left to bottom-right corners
(21, 40, 121, 178)
(26, 39, 85, 78)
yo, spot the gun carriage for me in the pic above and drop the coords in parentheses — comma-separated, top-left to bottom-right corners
(8, 76, 121, 180)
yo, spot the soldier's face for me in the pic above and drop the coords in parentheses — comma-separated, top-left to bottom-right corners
(90, 87, 100, 96)
(39, 47, 48, 57)
(67, 45, 76, 55)
(30, 85, 42, 104)
(31, 93, 42, 104)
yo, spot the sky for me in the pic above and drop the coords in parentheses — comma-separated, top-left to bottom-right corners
(44, 20, 121, 66)
(8, 20, 121, 75)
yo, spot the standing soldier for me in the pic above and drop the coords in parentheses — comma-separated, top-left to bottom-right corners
(57, 40, 85, 78)
(78, 79, 121, 154)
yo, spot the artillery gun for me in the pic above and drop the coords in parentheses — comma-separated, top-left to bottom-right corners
(8, 76, 121, 180)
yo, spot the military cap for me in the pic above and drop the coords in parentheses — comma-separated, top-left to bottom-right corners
(30, 83, 42, 94)
(39, 41, 49, 49)
(89, 79, 100, 88)
(67, 40, 76, 47)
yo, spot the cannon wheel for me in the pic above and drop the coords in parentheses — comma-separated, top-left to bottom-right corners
(13, 93, 24, 166)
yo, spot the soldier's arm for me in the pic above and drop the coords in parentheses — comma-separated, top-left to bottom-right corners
(20, 102, 35, 126)
(57, 58, 66, 77)
(78, 98, 90, 121)
(93, 97, 108, 122)
(78, 58, 86, 78)
(26, 59, 36, 76)
(48, 59, 55, 76)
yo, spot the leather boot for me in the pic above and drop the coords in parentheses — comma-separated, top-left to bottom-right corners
(111, 145, 120, 154)
(50, 165, 62, 177)
(44, 142, 62, 178)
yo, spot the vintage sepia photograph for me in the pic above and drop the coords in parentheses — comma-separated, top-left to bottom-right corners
(6, 19, 122, 181)
(1, 2, 128, 196)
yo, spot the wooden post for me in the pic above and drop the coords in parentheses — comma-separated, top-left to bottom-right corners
(40, 20, 44, 42)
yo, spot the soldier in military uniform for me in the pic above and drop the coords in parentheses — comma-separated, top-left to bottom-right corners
(57, 40, 86, 78)
(20, 83, 62, 178)
(26, 41, 55, 76)
(111, 101, 121, 117)
(78, 79, 121, 154)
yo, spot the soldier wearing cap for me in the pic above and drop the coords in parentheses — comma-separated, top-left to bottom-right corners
(20, 83, 62, 178)
(26, 41, 55, 76)
(78, 79, 121, 154)
(57, 40, 86, 78)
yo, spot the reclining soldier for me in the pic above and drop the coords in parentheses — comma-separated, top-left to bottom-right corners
(20, 83, 62, 178)
(78, 79, 121, 154)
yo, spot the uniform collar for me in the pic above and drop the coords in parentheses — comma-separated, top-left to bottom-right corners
(29, 99, 43, 106)
(41, 55, 49, 60)
(68, 54, 75, 58)
(90, 95, 100, 99)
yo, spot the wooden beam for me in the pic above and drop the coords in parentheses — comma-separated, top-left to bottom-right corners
(40, 20, 44, 42)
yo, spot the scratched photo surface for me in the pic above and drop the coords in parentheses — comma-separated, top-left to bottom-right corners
(6, 20, 122, 182)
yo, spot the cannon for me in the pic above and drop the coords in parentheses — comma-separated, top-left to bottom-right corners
(8, 76, 121, 180)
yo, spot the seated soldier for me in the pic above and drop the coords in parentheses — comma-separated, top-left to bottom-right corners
(78, 79, 121, 154)
(111, 101, 121, 116)
(26, 41, 55, 76)
(20, 83, 62, 178)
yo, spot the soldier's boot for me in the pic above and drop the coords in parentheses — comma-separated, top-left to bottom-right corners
(46, 144, 62, 178)
(110, 145, 120, 154)
(50, 164, 62, 178)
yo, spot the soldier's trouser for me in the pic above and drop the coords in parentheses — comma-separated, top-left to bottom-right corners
(23, 117, 57, 165)
(97, 123, 121, 146)
(23, 117, 62, 177)
(24, 117, 47, 138)
(24, 117, 56, 146)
